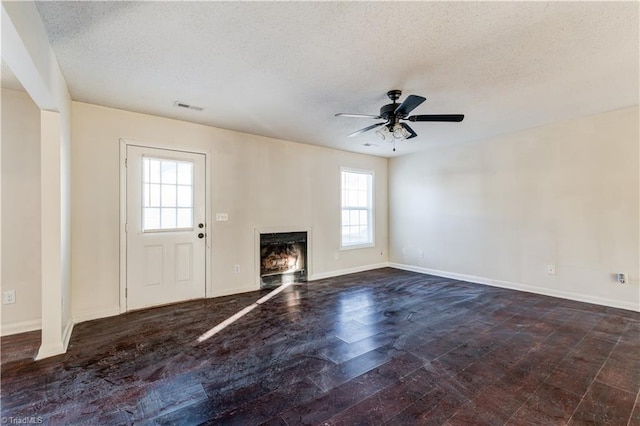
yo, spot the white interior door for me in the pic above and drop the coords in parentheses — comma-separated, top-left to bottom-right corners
(126, 145, 206, 310)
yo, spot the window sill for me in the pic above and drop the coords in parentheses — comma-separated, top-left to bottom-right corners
(340, 243, 375, 251)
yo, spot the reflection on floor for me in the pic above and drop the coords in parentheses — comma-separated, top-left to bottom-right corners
(2, 268, 639, 424)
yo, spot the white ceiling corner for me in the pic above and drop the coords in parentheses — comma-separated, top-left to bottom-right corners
(34, 1, 639, 157)
(1, 60, 25, 92)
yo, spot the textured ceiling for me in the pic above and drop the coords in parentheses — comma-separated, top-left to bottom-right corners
(35, 1, 638, 157)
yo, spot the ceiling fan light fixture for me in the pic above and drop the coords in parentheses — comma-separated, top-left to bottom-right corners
(392, 123, 409, 140)
(375, 126, 390, 140)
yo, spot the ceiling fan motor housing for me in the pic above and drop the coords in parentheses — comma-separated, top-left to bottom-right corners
(381, 90, 406, 122)
(380, 103, 402, 120)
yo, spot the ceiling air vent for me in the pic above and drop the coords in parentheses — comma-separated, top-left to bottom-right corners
(174, 101, 204, 111)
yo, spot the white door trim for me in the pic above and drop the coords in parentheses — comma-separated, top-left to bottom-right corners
(119, 138, 212, 313)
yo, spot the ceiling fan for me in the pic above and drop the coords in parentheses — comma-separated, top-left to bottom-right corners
(335, 90, 464, 151)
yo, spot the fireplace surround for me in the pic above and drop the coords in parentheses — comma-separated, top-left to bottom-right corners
(259, 231, 308, 289)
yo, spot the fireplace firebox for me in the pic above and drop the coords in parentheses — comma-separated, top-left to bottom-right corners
(259, 232, 307, 289)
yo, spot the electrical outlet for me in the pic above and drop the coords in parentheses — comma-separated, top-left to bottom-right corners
(3, 290, 16, 304)
(547, 265, 556, 275)
(402, 248, 407, 256)
(334, 252, 339, 260)
(617, 273, 628, 284)
(419, 251, 425, 259)
(233, 265, 240, 273)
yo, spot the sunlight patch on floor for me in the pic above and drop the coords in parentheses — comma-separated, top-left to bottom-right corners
(197, 282, 294, 343)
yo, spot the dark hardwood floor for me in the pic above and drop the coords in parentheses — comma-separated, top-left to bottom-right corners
(2, 268, 639, 425)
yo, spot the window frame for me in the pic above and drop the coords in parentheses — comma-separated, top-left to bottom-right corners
(340, 167, 375, 250)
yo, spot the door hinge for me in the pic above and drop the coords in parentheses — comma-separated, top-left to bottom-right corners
(125, 288, 127, 298)
(125, 223, 128, 233)
(125, 158, 128, 167)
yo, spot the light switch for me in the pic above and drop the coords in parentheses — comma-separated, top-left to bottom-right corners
(216, 213, 228, 221)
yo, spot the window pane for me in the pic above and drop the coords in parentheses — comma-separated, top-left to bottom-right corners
(341, 210, 349, 226)
(149, 184, 160, 207)
(143, 158, 150, 183)
(359, 225, 368, 240)
(177, 185, 192, 207)
(350, 210, 359, 226)
(357, 190, 367, 207)
(177, 208, 192, 228)
(143, 183, 150, 207)
(149, 159, 161, 183)
(161, 184, 177, 207)
(161, 161, 177, 184)
(341, 170, 373, 246)
(143, 157, 196, 232)
(358, 174, 367, 191)
(161, 208, 177, 229)
(144, 208, 160, 230)
(177, 162, 193, 185)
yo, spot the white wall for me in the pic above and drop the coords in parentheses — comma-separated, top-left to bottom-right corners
(1, 88, 41, 334)
(389, 107, 639, 311)
(71, 102, 388, 321)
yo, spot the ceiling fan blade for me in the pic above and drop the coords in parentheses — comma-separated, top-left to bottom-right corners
(394, 95, 426, 117)
(335, 113, 382, 119)
(401, 123, 418, 139)
(347, 122, 386, 137)
(408, 114, 464, 122)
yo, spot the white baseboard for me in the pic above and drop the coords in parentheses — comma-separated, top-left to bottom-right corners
(390, 263, 640, 313)
(36, 341, 64, 359)
(62, 319, 74, 351)
(310, 262, 391, 281)
(1, 318, 41, 336)
(73, 306, 121, 324)
(35, 319, 75, 360)
(208, 285, 259, 299)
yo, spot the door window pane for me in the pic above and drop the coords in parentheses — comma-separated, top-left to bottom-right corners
(144, 207, 160, 230)
(161, 161, 177, 184)
(161, 184, 177, 207)
(177, 208, 192, 228)
(142, 157, 194, 231)
(161, 208, 177, 229)
(149, 159, 161, 183)
(149, 184, 160, 206)
(177, 162, 193, 185)
(177, 185, 192, 207)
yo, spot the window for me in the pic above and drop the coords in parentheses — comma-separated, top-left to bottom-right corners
(142, 157, 194, 231)
(341, 168, 374, 248)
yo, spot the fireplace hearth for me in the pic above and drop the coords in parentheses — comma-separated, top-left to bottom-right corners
(260, 231, 307, 289)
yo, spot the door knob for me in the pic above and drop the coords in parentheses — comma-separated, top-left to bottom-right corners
(198, 223, 204, 228)
(198, 233, 205, 239)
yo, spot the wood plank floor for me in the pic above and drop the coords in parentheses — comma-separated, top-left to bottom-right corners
(2, 268, 639, 425)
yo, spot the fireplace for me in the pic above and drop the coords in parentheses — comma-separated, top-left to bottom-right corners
(259, 231, 307, 289)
